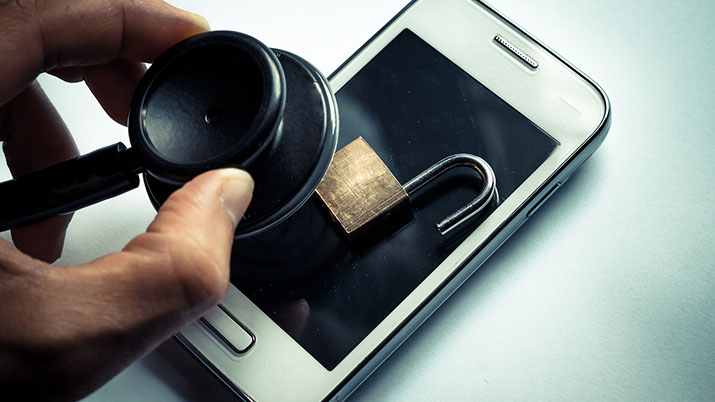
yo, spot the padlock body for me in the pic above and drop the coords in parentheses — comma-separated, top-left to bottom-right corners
(316, 137, 409, 240)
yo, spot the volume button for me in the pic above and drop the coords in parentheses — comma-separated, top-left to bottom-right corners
(527, 182, 561, 218)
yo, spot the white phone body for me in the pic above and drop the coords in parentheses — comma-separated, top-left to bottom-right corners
(178, 0, 610, 401)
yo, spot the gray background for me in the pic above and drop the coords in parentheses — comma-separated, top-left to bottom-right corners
(1, 0, 713, 401)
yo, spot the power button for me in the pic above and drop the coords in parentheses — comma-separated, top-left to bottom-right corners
(527, 182, 561, 218)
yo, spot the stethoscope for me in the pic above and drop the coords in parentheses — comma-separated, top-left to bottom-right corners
(0, 31, 338, 238)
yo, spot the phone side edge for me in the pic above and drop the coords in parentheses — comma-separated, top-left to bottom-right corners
(323, 0, 612, 399)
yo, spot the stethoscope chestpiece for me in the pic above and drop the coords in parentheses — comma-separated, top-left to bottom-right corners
(0, 31, 338, 237)
(134, 31, 338, 237)
(128, 31, 286, 185)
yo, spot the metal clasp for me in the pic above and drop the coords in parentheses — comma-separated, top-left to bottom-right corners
(403, 153, 496, 235)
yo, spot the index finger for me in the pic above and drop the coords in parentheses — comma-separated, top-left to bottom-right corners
(0, 0, 209, 105)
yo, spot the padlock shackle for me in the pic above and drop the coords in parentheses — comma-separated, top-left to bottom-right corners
(402, 154, 497, 235)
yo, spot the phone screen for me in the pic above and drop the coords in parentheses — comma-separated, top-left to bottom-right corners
(231, 29, 557, 370)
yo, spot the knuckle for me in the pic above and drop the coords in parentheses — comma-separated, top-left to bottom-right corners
(126, 230, 228, 310)
(175, 240, 229, 308)
(164, 182, 209, 212)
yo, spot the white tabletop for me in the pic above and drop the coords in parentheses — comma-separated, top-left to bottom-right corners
(2, 0, 713, 401)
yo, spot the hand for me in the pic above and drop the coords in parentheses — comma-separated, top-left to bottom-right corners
(0, 1, 253, 400)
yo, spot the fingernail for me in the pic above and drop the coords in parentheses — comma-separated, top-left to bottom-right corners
(218, 169, 254, 225)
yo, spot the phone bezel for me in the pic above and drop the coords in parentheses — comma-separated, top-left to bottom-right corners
(177, 0, 611, 400)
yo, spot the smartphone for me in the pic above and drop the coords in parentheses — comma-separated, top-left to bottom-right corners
(177, 0, 610, 400)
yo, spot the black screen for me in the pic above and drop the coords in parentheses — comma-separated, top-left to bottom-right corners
(231, 30, 557, 369)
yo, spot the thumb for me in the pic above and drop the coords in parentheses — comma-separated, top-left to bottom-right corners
(62, 167, 253, 334)
(122, 168, 253, 314)
(0, 168, 252, 402)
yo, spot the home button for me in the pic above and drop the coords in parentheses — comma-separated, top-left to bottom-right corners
(201, 305, 255, 354)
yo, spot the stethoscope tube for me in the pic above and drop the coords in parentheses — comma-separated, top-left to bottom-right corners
(0, 143, 141, 231)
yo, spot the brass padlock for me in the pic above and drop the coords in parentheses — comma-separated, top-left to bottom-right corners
(316, 137, 496, 240)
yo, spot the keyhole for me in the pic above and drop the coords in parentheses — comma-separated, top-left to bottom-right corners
(204, 106, 221, 125)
